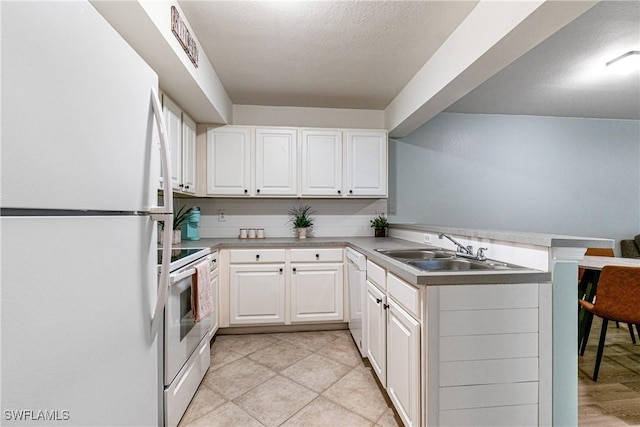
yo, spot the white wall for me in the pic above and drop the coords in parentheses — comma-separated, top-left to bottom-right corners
(389, 112, 640, 253)
(175, 198, 387, 238)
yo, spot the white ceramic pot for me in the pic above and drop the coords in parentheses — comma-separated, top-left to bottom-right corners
(297, 227, 308, 239)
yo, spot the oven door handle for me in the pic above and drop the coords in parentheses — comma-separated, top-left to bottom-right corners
(170, 268, 196, 285)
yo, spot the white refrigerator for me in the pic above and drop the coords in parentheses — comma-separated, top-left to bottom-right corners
(1, 2, 174, 426)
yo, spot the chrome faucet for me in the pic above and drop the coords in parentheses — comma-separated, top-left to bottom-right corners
(438, 233, 488, 261)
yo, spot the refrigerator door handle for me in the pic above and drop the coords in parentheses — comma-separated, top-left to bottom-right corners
(150, 87, 173, 338)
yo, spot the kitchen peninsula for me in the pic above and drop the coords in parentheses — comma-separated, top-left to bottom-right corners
(175, 224, 612, 426)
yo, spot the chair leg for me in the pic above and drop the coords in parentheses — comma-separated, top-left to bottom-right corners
(593, 318, 609, 381)
(629, 323, 637, 345)
(580, 311, 594, 356)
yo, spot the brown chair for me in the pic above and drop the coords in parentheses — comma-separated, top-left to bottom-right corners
(578, 247, 614, 282)
(578, 266, 640, 381)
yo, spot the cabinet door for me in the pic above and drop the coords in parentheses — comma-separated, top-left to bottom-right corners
(207, 127, 251, 195)
(255, 128, 298, 196)
(387, 299, 420, 427)
(163, 96, 183, 191)
(181, 114, 196, 194)
(346, 130, 387, 197)
(366, 280, 386, 386)
(209, 273, 219, 336)
(229, 264, 285, 325)
(291, 263, 344, 322)
(301, 129, 343, 196)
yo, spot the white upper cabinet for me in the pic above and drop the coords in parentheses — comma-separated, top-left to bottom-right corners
(163, 95, 182, 192)
(206, 126, 251, 196)
(205, 125, 387, 198)
(346, 130, 388, 197)
(255, 128, 298, 196)
(301, 129, 343, 196)
(162, 94, 197, 194)
(181, 114, 196, 194)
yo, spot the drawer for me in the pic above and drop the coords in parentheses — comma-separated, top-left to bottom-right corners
(290, 248, 343, 263)
(229, 249, 286, 263)
(387, 273, 420, 319)
(366, 260, 386, 291)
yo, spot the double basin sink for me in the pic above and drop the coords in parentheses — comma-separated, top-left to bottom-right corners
(376, 249, 525, 272)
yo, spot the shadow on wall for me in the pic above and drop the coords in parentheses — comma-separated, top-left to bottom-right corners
(388, 112, 640, 252)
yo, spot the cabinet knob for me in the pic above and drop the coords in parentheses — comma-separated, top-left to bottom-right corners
(279, 268, 283, 273)
(257, 189, 261, 193)
(179, 184, 184, 188)
(315, 254, 320, 259)
(244, 189, 248, 194)
(337, 190, 341, 194)
(185, 185, 190, 189)
(293, 267, 297, 273)
(349, 190, 353, 194)
(376, 298, 382, 304)
(256, 254, 260, 260)
(383, 303, 390, 310)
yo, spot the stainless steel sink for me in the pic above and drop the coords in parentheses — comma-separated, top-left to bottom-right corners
(376, 248, 526, 272)
(376, 249, 454, 260)
(408, 258, 493, 271)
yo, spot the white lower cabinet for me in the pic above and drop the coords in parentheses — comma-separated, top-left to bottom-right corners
(366, 264, 421, 427)
(229, 264, 285, 325)
(291, 263, 343, 322)
(366, 280, 387, 386)
(227, 248, 344, 326)
(387, 299, 421, 427)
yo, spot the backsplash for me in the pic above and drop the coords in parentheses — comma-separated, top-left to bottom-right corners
(174, 198, 388, 238)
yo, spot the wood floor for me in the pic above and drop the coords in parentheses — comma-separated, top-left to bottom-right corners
(579, 320, 640, 426)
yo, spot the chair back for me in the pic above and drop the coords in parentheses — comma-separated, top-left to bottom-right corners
(592, 266, 640, 324)
(585, 248, 615, 257)
(579, 248, 615, 281)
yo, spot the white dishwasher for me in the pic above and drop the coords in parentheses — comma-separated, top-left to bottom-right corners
(346, 247, 367, 357)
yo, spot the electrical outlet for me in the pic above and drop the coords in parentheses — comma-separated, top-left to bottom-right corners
(424, 234, 432, 244)
(388, 203, 397, 214)
(218, 209, 226, 222)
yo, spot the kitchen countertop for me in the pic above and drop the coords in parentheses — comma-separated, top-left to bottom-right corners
(172, 236, 551, 286)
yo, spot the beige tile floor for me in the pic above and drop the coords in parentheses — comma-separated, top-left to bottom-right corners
(579, 321, 640, 426)
(179, 323, 640, 427)
(179, 330, 402, 427)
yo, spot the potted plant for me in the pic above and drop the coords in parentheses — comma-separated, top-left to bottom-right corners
(370, 214, 389, 237)
(288, 204, 314, 239)
(161, 204, 192, 244)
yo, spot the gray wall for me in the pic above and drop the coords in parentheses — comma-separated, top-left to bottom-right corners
(389, 112, 640, 252)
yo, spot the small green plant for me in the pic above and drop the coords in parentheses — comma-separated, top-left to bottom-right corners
(370, 214, 389, 229)
(288, 204, 315, 229)
(173, 205, 192, 230)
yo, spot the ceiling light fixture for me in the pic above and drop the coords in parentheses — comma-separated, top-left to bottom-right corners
(605, 50, 640, 73)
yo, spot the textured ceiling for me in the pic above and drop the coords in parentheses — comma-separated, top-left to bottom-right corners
(179, 1, 478, 109)
(179, 0, 639, 120)
(446, 1, 640, 120)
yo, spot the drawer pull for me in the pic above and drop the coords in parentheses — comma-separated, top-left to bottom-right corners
(315, 253, 320, 259)
(292, 267, 297, 273)
(279, 268, 283, 273)
(383, 303, 390, 310)
(256, 254, 260, 261)
(376, 298, 382, 304)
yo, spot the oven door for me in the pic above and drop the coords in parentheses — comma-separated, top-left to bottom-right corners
(164, 259, 212, 385)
